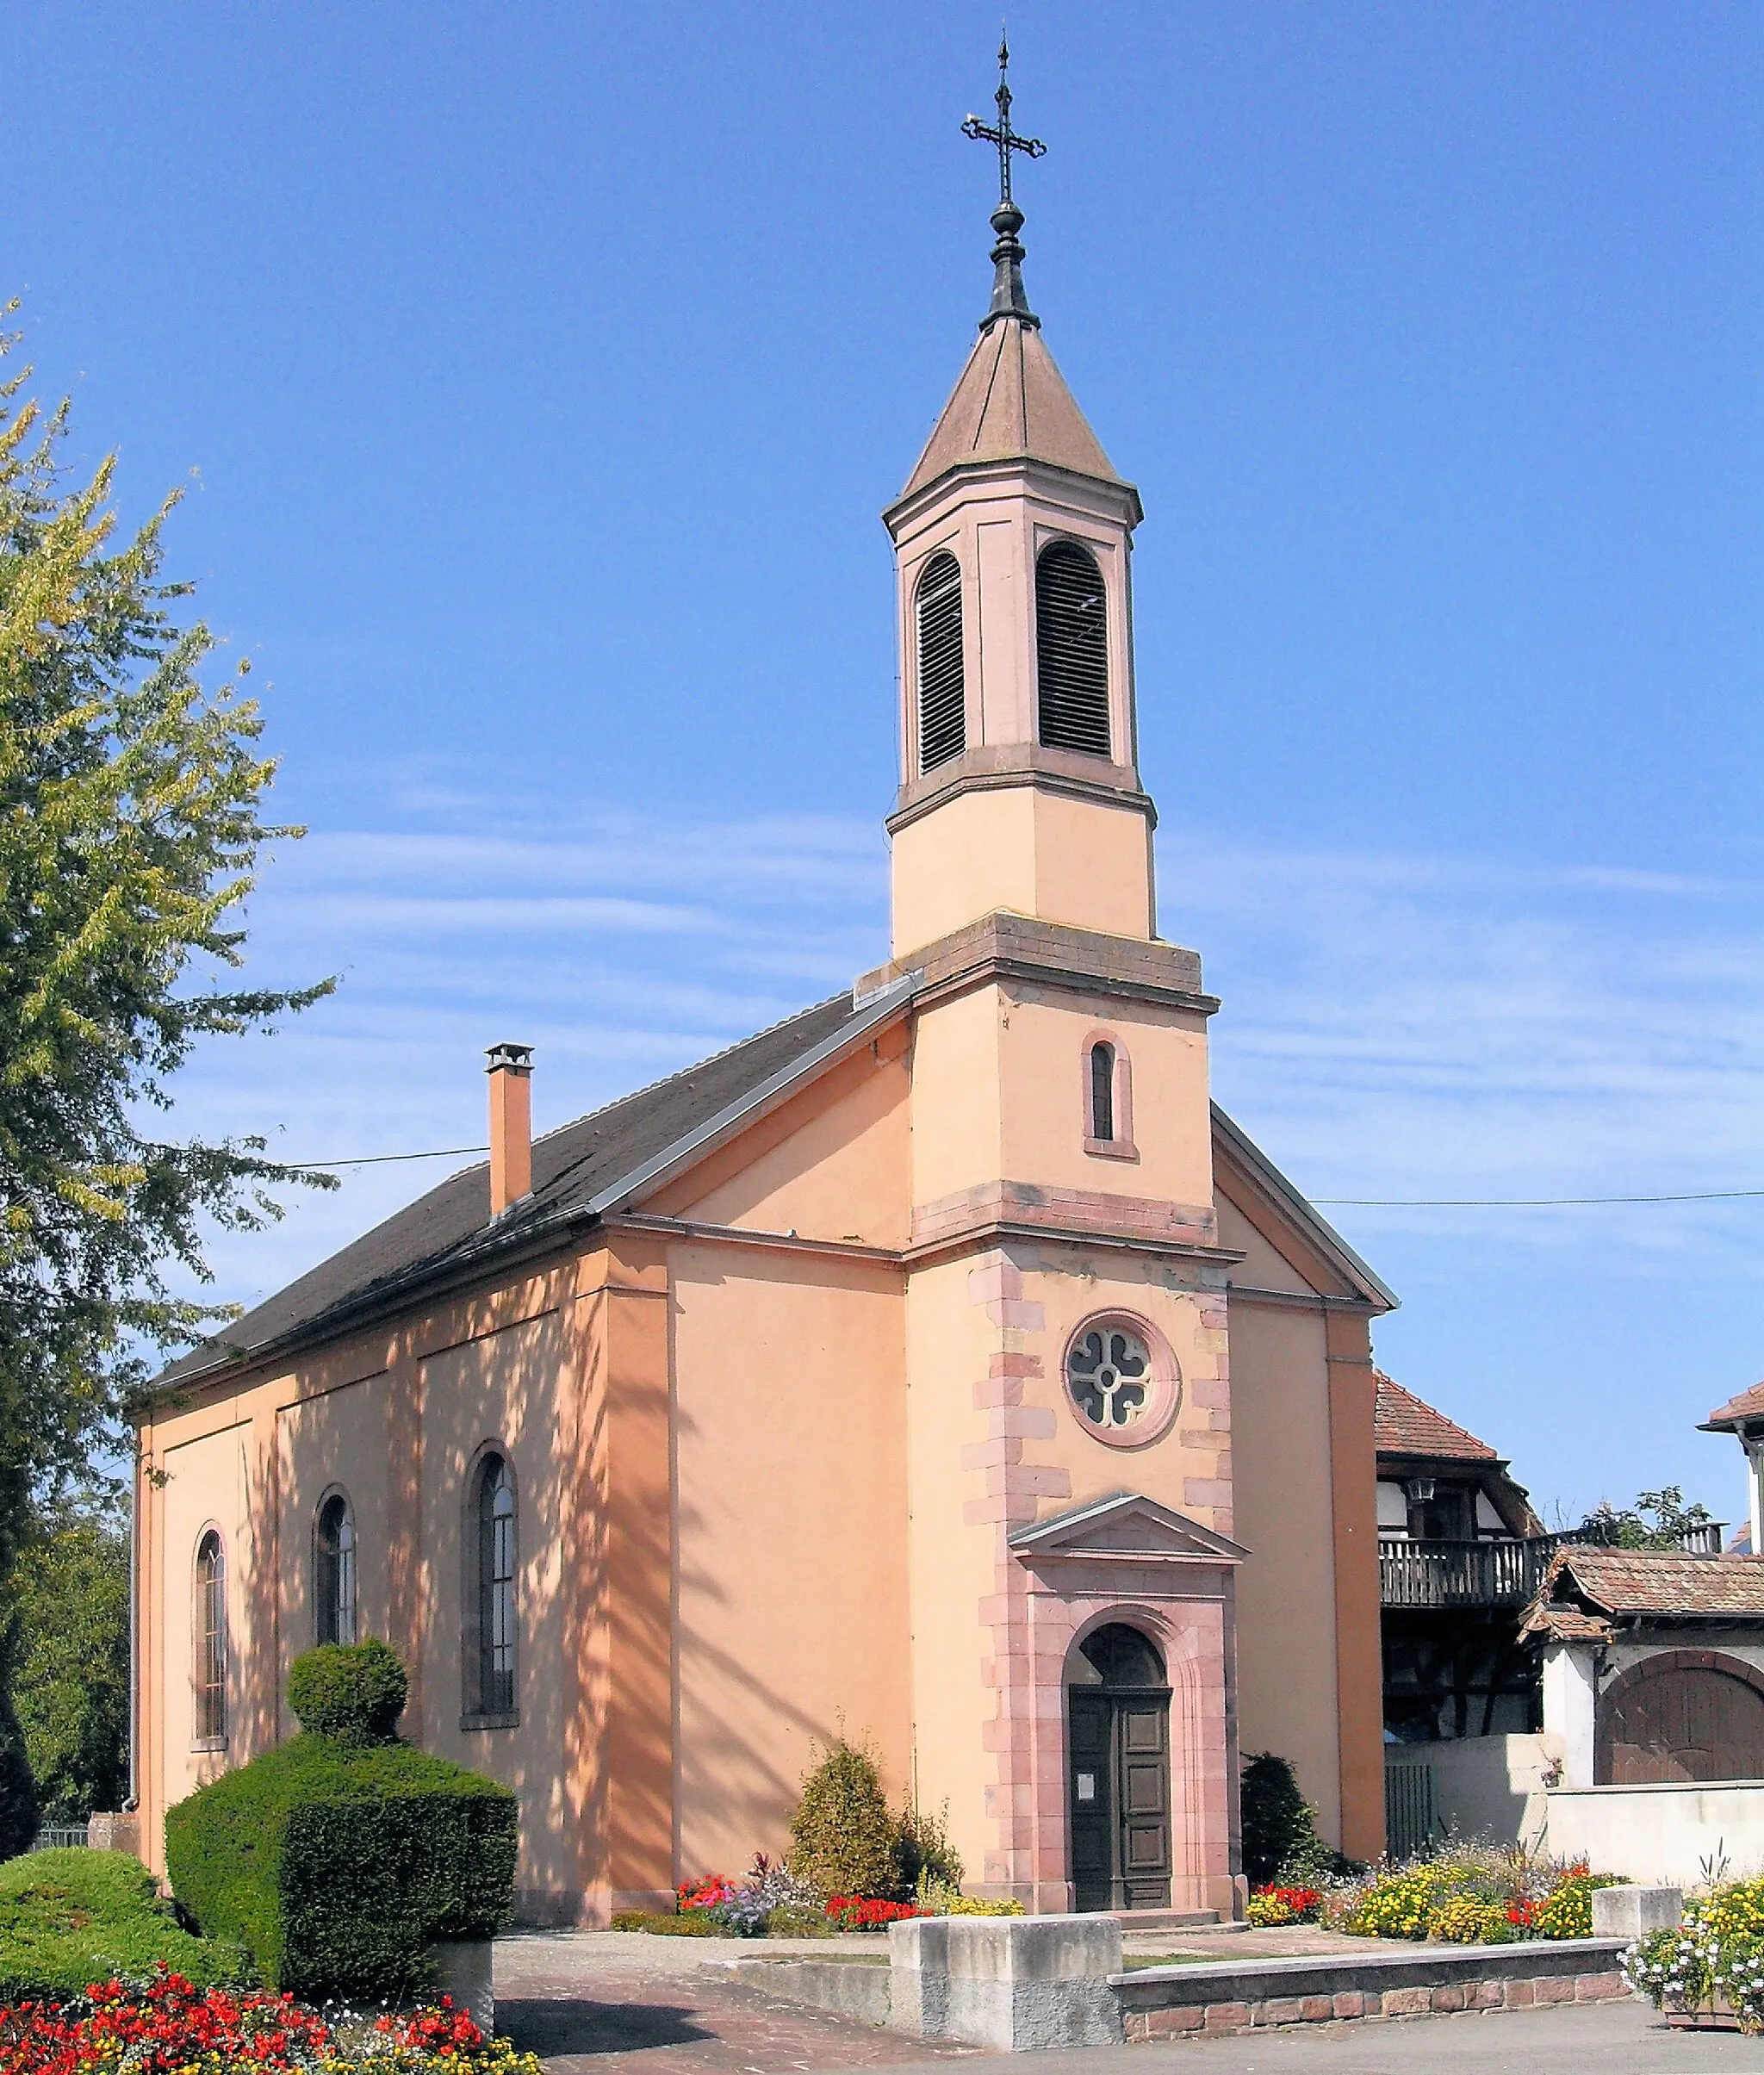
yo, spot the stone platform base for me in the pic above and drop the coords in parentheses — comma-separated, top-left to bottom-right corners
(1116, 1939, 1630, 2041)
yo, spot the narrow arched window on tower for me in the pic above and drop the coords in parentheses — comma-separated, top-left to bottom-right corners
(1035, 540, 1110, 756)
(1090, 1041, 1115, 1144)
(916, 550, 966, 773)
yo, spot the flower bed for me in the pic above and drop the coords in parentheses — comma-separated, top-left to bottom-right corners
(611, 1849, 1021, 1937)
(1323, 1845, 1621, 1944)
(0, 1967, 541, 2075)
(1245, 1885, 1320, 1928)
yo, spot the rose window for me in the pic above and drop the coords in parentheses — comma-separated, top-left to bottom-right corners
(1066, 1324, 1153, 1432)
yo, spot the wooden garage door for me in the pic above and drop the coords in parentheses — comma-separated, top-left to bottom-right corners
(1603, 1663, 1764, 1784)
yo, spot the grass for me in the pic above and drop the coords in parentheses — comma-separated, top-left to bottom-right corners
(0, 1849, 252, 2003)
(1121, 1953, 1219, 1969)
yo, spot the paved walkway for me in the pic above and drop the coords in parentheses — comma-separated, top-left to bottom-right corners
(493, 1929, 1733, 2075)
(884, 2000, 1764, 2074)
(494, 1931, 980, 2075)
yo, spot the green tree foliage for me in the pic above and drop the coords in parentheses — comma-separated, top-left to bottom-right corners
(787, 1736, 901, 1900)
(0, 313, 332, 1601)
(10, 1495, 128, 1821)
(1580, 1487, 1719, 1550)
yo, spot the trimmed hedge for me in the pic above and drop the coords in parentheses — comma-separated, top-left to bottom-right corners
(0, 1848, 252, 2001)
(165, 1736, 516, 2001)
(286, 1641, 408, 1744)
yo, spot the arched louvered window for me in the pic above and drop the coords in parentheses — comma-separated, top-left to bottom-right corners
(476, 1453, 518, 1716)
(195, 1530, 227, 1743)
(314, 1491, 357, 1647)
(1035, 539, 1110, 757)
(916, 550, 966, 774)
(1090, 1042, 1115, 1144)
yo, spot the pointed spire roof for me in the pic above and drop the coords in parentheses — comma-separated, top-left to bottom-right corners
(897, 40, 1130, 510)
(900, 317, 1124, 501)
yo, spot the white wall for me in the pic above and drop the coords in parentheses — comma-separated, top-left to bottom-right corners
(1548, 1783, 1764, 1886)
(1384, 1734, 1560, 1848)
(1542, 1645, 1599, 1789)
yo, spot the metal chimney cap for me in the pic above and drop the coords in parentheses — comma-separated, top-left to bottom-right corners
(484, 1041, 534, 1073)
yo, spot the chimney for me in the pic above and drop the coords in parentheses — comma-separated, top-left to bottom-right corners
(485, 1042, 533, 1217)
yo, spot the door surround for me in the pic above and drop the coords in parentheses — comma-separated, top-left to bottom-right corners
(1002, 1493, 1246, 1917)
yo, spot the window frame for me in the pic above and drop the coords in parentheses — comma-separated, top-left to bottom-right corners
(1034, 537, 1112, 759)
(1081, 1029, 1136, 1160)
(461, 1444, 520, 1730)
(914, 548, 967, 776)
(313, 1488, 358, 1649)
(192, 1525, 228, 1752)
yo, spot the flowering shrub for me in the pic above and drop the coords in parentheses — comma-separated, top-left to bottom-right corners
(913, 1873, 1023, 1918)
(0, 1969, 542, 2075)
(1245, 1886, 1321, 1929)
(824, 1897, 921, 1931)
(674, 1870, 790, 1938)
(1624, 1880, 1764, 2030)
(1529, 1866, 1621, 1940)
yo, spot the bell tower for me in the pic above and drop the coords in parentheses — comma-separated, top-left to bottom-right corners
(883, 54, 1154, 961)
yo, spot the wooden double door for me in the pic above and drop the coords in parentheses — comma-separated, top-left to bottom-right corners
(1068, 1624, 1173, 1912)
(1600, 1657, 1764, 1784)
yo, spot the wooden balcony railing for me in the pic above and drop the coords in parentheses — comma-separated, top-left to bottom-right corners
(1379, 1523, 1728, 1608)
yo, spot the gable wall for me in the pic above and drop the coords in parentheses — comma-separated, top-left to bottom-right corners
(655, 1034, 910, 1246)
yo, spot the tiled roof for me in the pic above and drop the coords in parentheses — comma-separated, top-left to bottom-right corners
(1374, 1373, 1500, 1463)
(154, 991, 884, 1389)
(1538, 1545, 1764, 1621)
(1518, 1604, 1615, 1645)
(1703, 1381, 1764, 1432)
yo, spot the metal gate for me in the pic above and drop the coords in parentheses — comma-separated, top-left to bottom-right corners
(1383, 1761, 1438, 1861)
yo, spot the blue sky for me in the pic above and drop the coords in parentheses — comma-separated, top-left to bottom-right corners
(9, 2, 1763, 1524)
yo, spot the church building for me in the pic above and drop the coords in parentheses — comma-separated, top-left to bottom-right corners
(133, 90, 1397, 1923)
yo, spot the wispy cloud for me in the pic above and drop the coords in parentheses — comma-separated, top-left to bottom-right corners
(165, 794, 1764, 1515)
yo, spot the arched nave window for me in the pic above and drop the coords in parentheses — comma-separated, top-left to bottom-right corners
(314, 1490, 357, 1647)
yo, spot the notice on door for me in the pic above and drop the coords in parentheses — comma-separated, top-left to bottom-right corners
(1076, 1773, 1096, 1801)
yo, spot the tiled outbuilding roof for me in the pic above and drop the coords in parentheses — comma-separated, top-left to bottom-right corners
(1518, 1603, 1615, 1645)
(1374, 1373, 1500, 1463)
(1703, 1381, 1764, 1433)
(1534, 1544, 1764, 1624)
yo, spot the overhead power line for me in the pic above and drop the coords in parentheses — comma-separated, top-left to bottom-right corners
(1314, 1189, 1764, 1208)
(292, 1145, 488, 1169)
(282, 1143, 1764, 1208)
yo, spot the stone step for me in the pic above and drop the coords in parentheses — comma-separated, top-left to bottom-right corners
(1112, 1908, 1236, 1931)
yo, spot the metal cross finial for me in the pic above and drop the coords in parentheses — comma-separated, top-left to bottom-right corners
(961, 34, 1046, 209)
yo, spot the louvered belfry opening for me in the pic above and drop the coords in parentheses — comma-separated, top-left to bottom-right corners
(916, 550, 966, 773)
(1035, 539, 1110, 756)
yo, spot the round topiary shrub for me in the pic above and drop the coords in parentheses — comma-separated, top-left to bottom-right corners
(286, 1639, 407, 1744)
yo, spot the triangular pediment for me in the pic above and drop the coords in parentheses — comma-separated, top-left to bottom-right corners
(1008, 1491, 1247, 1566)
